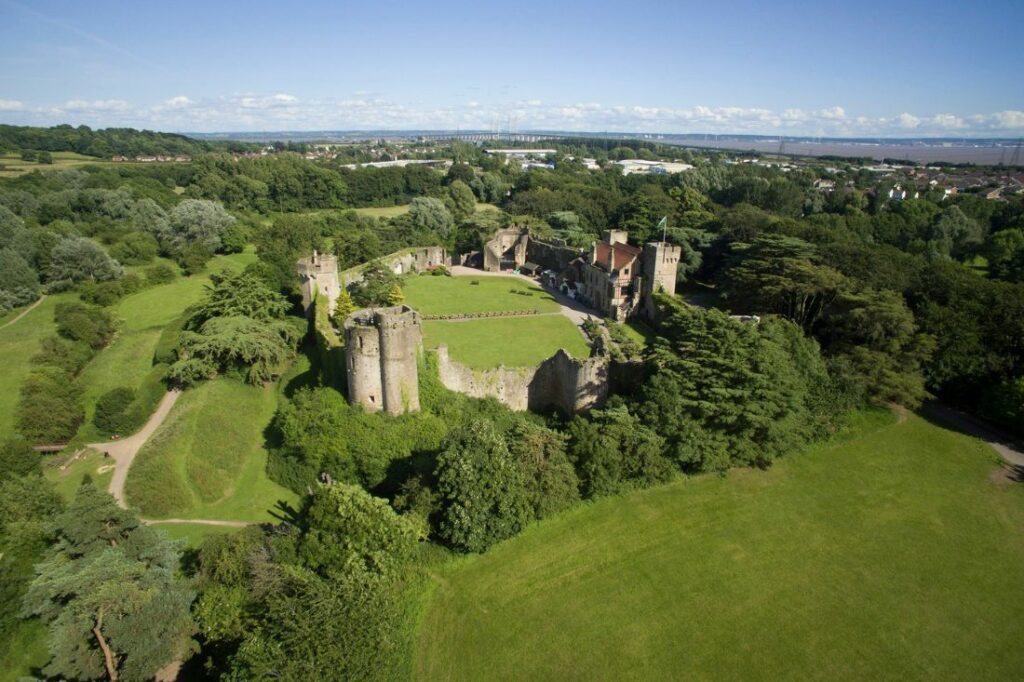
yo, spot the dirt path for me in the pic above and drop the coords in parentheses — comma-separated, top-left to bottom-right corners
(88, 389, 181, 508)
(0, 295, 46, 330)
(920, 401, 1024, 468)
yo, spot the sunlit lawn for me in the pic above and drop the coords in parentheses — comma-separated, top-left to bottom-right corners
(423, 316, 589, 369)
(416, 411, 1024, 680)
(402, 274, 561, 315)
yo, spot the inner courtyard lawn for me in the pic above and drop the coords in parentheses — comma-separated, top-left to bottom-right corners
(402, 274, 561, 315)
(423, 316, 590, 369)
(124, 378, 297, 522)
(414, 411, 1024, 681)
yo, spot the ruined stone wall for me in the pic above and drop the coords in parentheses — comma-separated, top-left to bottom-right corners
(344, 306, 421, 415)
(525, 238, 585, 272)
(338, 246, 449, 288)
(433, 345, 608, 415)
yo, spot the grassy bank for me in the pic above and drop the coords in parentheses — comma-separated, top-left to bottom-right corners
(415, 411, 1024, 680)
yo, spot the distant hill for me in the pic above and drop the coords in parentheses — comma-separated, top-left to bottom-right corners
(0, 124, 258, 159)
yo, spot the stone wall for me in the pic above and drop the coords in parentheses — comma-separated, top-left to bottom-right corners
(526, 238, 585, 272)
(433, 344, 608, 415)
(339, 246, 448, 288)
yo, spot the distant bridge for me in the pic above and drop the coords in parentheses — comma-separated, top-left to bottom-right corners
(415, 132, 562, 143)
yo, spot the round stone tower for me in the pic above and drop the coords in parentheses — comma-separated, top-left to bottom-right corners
(343, 305, 421, 415)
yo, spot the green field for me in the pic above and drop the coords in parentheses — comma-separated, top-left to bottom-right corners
(43, 448, 115, 502)
(423, 316, 590, 369)
(124, 378, 297, 522)
(0, 151, 125, 178)
(349, 202, 499, 219)
(74, 250, 256, 441)
(415, 412, 1024, 680)
(403, 275, 562, 315)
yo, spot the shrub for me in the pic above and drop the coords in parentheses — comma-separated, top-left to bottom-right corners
(93, 387, 138, 435)
(145, 263, 176, 284)
(16, 367, 84, 444)
(54, 301, 117, 349)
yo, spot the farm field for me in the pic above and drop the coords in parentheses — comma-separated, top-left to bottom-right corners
(0, 151, 123, 177)
(124, 378, 297, 523)
(415, 411, 1024, 681)
(402, 274, 561, 315)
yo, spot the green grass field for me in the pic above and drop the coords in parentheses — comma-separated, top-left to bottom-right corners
(124, 378, 297, 522)
(415, 411, 1024, 680)
(403, 275, 589, 368)
(423, 316, 590, 369)
(348, 202, 499, 219)
(403, 275, 561, 315)
(74, 250, 256, 441)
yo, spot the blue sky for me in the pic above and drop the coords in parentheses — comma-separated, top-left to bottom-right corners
(1, 0, 1022, 135)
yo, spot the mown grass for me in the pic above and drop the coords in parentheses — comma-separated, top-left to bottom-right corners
(423, 316, 590, 369)
(153, 522, 241, 548)
(402, 274, 561, 315)
(124, 378, 297, 522)
(415, 411, 1024, 681)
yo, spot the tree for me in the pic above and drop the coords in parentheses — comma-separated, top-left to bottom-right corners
(435, 421, 531, 553)
(506, 420, 580, 519)
(297, 483, 417, 580)
(722, 235, 849, 331)
(352, 260, 401, 307)
(385, 283, 405, 306)
(446, 180, 477, 221)
(408, 197, 454, 239)
(93, 387, 138, 435)
(637, 304, 834, 472)
(167, 199, 235, 254)
(185, 270, 290, 329)
(567, 405, 671, 496)
(0, 247, 40, 308)
(109, 232, 158, 265)
(983, 228, 1024, 282)
(22, 484, 195, 682)
(169, 315, 301, 386)
(47, 236, 123, 284)
(16, 366, 84, 444)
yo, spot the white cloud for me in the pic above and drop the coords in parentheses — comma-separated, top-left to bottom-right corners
(1, 94, 1023, 137)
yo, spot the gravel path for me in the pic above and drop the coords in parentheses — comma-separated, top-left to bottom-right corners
(920, 401, 1024, 468)
(89, 389, 181, 508)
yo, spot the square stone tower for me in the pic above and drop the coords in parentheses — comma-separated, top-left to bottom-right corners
(296, 251, 341, 315)
(344, 305, 421, 415)
(641, 241, 682, 299)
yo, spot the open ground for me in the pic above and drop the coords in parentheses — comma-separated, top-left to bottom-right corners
(415, 410, 1024, 681)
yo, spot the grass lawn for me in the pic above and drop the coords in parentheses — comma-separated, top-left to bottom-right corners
(415, 411, 1024, 680)
(74, 250, 256, 442)
(403, 275, 561, 315)
(43, 448, 115, 502)
(0, 293, 75, 440)
(423, 316, 590, 369)
(124, 378, 297, 522)
(155, 522, 241, 548)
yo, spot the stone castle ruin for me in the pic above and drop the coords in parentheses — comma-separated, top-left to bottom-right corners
(297, 250, 342, 315)
(344, 305, 422, 415)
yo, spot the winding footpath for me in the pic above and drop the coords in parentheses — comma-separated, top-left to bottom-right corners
(87, 389, 254, 527)
(0, 295, 46, 330)
(920, 401, 1024, 469)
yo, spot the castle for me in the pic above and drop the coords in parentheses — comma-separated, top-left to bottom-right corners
(296, 250, 342, 315)
(478, 227, 681, 321)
